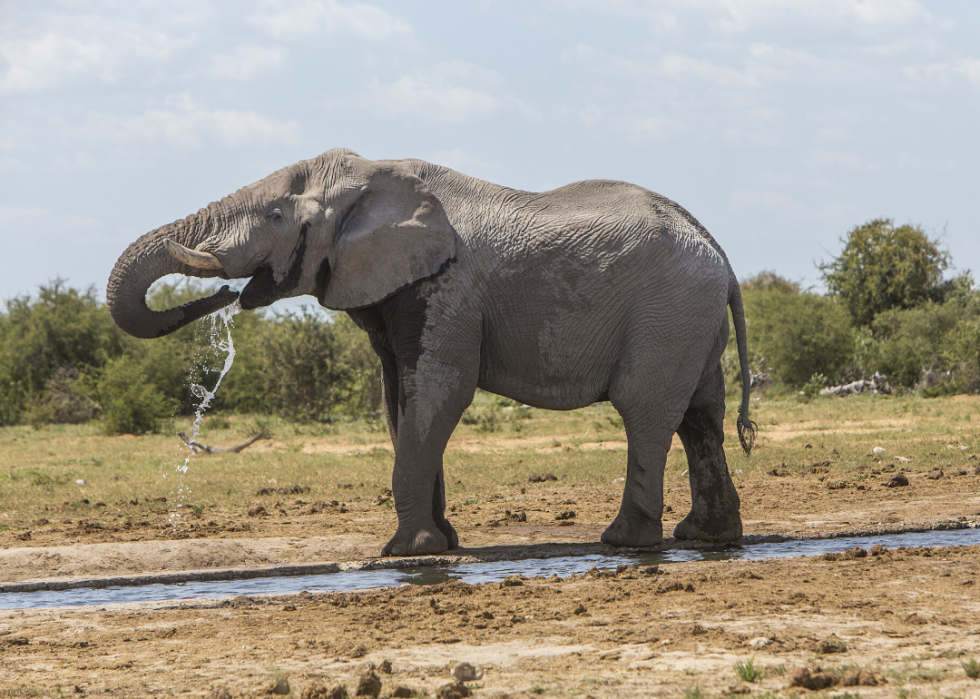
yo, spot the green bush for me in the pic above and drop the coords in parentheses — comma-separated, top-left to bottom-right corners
(801, 373, 828, 400)
(93, 355, 175, 435)
(242, 308, 381, 422)
(734, 656, 763, 682)
(743, 285, 856, 388)
(0, 281, 123, 425)
(866, 300, 977, 388)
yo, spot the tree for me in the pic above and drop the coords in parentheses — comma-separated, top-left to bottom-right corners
(819, 219, 949, 327)
(741, 270, 801, 295)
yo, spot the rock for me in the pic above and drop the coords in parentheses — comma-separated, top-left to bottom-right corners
(391, 688, 415, 699)
(840, 669, 878, 686)
(872, 446, 887, 455)
(206, 689, 232, 699)
(451, 662, 483, 682)
(555, 510, 576, 520)
(528, 473, 558, 482)
(573, 603, 588, 615)
(748, 637, 772, 648)
(927, 469, 944, 480)
(247, 505, 267, 517)
(789, 666, 836, 690)
(355, 671, 382, 698)
(885, 473, 909, 487)
(302, 684, 347, 699)
(349, 644, 368, 659)
(378, 659, 393, 674)
(815, 636, 847, 654)
(436, 682, 471, 699)
(270, 677, 291, 695)
(501, 575, 524, 587)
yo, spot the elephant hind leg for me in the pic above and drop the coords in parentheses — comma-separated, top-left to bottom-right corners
(601, 397, 679, 548)
(673, 364, 742, 542)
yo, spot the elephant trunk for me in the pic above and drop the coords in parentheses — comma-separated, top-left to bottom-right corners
(106, 209, 239, 339)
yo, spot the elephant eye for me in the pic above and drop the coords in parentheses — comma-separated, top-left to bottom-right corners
(266, 208, 284, 223)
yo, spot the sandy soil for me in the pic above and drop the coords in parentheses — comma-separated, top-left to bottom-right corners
(3, 464, 979, 583)
(2, 545, 979, 698)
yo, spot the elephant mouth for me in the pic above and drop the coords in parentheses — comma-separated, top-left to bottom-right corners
(239, 265, 278, 311)
(237, 223, 312, 311)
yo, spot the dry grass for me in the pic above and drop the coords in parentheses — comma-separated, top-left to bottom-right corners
(1, 390, 978, 530)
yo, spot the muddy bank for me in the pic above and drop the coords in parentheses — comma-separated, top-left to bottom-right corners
(2, 544, 978, 698)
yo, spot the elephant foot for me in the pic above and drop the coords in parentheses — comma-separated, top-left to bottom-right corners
(600, 514, 663, 548)
(673, 506, 742, 542)
(435, 517, 459, 550)
(381, 524, 450, 557)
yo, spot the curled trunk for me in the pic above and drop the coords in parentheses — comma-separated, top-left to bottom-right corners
(106, 210, 238, 339)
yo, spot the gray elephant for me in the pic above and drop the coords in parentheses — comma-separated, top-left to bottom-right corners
(108, 148, 755, 556)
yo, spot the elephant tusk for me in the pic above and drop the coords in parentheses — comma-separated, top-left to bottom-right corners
(163, 239, 224, 270)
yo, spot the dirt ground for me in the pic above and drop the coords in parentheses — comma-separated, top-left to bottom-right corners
(3, 416, 980, 697)
(3, 542, 980, 698)
(3, 457, 979, 583)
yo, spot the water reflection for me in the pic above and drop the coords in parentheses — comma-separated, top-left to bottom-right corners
(3, 527, 977, 611)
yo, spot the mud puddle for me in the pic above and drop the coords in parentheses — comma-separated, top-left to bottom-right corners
(3, 526, 978, 611)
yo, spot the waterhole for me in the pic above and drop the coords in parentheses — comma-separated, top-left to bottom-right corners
(3, 527, 977, 610)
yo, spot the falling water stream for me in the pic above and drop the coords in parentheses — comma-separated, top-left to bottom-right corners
(164, 302, 241, 529)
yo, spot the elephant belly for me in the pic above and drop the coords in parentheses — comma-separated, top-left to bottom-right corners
(476, 309, 622, 410)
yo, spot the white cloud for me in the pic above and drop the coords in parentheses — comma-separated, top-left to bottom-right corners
(905, 58, 980, 91)
(340, 61, 540, 125)
(807, 149, 881, 173)
(0, 14, 185, 95)
(82, 94, 303, 152)
(247, 0, 413, 42)
(207, 45, 288, 81)
(554, 0, 939, 38)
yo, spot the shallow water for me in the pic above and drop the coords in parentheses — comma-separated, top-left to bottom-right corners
(3, 527, 978, 611)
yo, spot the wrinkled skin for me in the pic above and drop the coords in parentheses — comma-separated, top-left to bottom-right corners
(108, 149, 755, 556)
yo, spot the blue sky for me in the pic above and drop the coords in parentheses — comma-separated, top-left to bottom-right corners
(2, 0, 978, 309)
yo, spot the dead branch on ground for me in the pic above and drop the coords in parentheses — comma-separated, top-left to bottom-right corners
(177, 430, 268, 454)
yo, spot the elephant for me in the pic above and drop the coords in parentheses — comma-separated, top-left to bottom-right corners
(107, 148, 756, 557)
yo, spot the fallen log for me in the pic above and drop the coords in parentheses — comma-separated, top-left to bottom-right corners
(821, 372, 892, 397)
(177, 430, 268, 454)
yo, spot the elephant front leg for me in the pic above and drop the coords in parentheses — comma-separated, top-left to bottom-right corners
(380, 387, 464, 557)
(673, 366, 742, 542)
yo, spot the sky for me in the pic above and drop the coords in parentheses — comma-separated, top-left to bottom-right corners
(2, 0, 979, 311)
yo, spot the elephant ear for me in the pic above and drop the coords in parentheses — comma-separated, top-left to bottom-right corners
(320, 162, 457, 310)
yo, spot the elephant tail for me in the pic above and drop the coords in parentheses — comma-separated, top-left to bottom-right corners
(729, 281, 757, 455)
